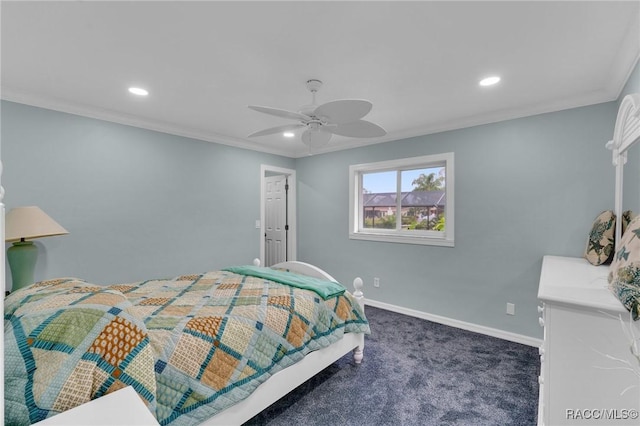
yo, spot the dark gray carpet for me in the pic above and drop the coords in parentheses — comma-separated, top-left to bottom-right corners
(244, 306, 539, 426)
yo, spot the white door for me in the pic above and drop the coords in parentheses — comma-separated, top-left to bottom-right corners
(264, 175, 288, 267)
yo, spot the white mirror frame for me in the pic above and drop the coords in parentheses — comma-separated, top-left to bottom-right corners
(606, 93, 640, 249)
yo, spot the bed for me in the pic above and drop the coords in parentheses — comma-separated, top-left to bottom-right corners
(4, 259, 369, 425)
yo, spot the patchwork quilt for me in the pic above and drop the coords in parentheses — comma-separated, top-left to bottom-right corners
(4, 269, 370, 425)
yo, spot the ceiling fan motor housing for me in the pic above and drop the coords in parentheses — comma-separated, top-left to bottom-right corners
(299, 104, 317, 117)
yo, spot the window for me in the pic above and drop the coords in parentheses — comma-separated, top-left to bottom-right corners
(349, 153, 454, 246)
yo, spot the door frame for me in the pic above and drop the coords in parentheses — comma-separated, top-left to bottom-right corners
(260, 164, 296, 266)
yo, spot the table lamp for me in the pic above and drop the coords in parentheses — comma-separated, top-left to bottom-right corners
(5, 206, 68, 291)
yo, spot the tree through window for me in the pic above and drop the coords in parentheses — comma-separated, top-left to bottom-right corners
(349, 153, 454, 246)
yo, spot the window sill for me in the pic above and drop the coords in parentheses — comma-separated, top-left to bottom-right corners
(349, 231, 455, 247)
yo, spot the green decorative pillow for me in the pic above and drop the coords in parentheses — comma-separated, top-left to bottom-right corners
(608, 215, 640, 320)
(584, 210, 616, 265)
(622, 210, 636, 235)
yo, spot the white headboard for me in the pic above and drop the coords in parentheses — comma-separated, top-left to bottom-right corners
(606, 93, 640, 248)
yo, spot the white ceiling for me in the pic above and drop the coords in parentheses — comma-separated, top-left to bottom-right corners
(2, 1, 639, 158)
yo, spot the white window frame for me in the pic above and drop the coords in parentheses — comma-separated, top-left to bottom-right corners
(349, 153, 454, 247)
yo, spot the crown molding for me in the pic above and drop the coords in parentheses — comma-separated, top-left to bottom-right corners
(0, 83, 623, 160)
(0, 89, 296, 158)
(291, 88, 617, 158)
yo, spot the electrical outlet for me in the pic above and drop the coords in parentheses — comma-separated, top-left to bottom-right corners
(373, 277, 380, 288)
(506, 303, 515, 315)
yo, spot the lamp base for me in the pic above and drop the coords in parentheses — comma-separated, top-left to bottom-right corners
(7, 240, 38, 292)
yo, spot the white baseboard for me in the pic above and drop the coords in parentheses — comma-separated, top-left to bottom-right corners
(365, 298, 543, 348)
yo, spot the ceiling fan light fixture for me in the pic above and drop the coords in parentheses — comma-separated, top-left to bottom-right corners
(301, 128, 332, 148)
(283, 132, 295, 138)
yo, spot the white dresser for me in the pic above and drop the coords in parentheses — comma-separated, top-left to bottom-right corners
(538, 255, 640, 425)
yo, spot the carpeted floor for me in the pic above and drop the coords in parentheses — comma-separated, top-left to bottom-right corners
(244, 306, 540, 426)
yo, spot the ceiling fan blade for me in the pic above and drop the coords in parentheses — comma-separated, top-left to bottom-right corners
(313, 100, 372, 124)
(248, 123, 305, 138)
(328, 120, 387, 138)
(248, 105, 310, 122)
(301, 128, 333, 148)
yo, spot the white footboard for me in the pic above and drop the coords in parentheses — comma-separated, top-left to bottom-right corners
(265, 258, 365, 364)
(260, 259, 336, 281)
(261, 258, 365, 309)
(201, 260, 367, 425)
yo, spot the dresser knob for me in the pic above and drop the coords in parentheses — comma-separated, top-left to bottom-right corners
(538, 375, 544, 385)
(538, 317, 545, 327)
(539, 346, 545, 355)
(537, 305, 544, 313)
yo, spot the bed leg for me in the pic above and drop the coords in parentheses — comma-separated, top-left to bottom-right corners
(353, 335, 365, 364)
(352, 277, 365, 364)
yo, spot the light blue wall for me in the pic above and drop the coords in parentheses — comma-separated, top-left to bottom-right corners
(295, 102, 617, 338)
(2, 101, 294, 285)
(1, 83, 627, 339)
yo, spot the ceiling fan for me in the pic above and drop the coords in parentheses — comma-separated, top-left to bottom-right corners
(248, 79, 386, 148)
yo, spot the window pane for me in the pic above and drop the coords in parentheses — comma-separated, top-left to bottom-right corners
(350, 152, 454, 246)
(362, 171, 397, 229)
(401, 167, 445, 231)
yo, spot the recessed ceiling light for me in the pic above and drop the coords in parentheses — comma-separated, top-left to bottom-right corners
(128, 87, 149, 96)
(479, 76, 501, 87)
(283, 132, 295, 138)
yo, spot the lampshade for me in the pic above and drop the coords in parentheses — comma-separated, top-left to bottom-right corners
(5, 206, 69, 242)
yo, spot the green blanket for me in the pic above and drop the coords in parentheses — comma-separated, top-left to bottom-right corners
(222, 265, 346, 299)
